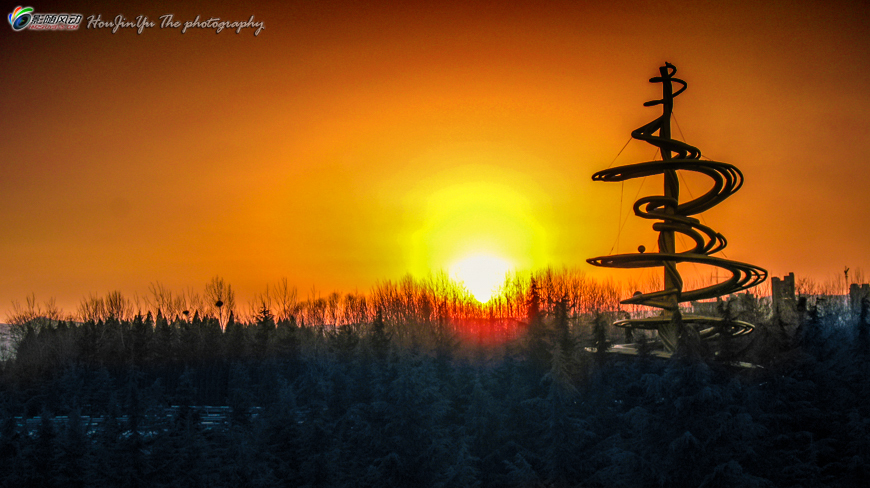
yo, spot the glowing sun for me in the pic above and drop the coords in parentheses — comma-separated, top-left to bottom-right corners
(450, 254, 513, 303)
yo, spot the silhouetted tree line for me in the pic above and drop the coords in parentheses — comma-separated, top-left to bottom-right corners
(5, 270, 634, 339)
(2, 283, 870, 487)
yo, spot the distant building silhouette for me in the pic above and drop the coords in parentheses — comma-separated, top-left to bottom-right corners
(850, 283, 870, 314)
(690, 292, 759, 317)
(771, 272, 796, 311)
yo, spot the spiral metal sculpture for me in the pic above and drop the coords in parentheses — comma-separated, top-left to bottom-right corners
(587, 63, 767, 353)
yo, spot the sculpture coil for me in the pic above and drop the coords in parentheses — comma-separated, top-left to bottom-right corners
(587, 63, 767, 353)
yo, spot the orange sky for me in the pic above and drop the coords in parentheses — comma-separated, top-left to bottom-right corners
(2, 0, 870, 317)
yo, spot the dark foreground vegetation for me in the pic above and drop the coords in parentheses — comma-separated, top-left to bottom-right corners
(2, 277, 870, 487)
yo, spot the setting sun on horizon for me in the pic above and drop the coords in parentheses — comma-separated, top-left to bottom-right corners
(450, 253, 513, 303)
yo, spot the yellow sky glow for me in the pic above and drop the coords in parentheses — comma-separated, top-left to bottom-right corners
(404, 157, 552, 278)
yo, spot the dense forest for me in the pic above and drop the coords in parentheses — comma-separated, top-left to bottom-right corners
(2, 271, 869, 487)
